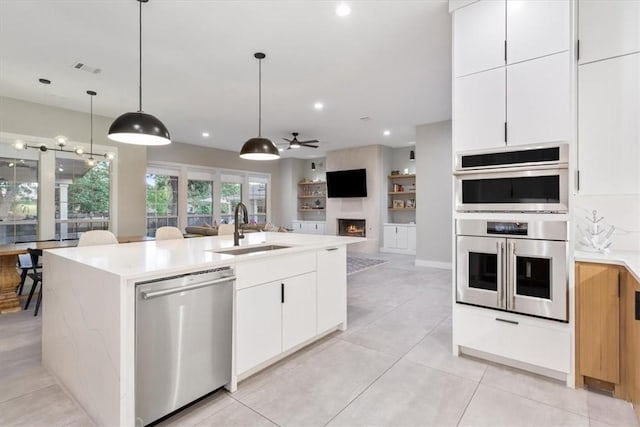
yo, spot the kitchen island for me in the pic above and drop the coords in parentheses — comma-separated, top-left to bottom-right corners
(42, 232, 364, 426)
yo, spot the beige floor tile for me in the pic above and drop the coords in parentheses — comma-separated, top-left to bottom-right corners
(328, 358, 477, 427)
(158, 390, 236, 427)
(195, 400, 276, 427)
(459, 385, 590, 427)
(587, 390, 639, 427)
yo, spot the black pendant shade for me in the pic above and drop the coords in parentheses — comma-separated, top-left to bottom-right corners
(240, 52, 279, 160)
(109, 112, 171, 146)
(108, 0, 171, 146)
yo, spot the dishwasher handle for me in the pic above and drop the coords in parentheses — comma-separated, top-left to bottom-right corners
(141, 276, 235, 300)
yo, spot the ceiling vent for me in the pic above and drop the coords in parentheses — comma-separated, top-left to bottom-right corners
(359, 116, 371, 121)
(72, 62, 102, 74)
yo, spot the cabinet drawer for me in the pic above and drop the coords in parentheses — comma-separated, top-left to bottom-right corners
(236, 252, 316, 290)
(454, 305, 570, 373)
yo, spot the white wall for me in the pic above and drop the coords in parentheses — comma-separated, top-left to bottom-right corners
(0, 96, 147, 236)
(415, 120, 452, 268)
(326, 145, 386, 253)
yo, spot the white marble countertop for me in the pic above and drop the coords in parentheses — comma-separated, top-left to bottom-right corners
(45, 232, 364, 281)
(575, 249, 640, 282)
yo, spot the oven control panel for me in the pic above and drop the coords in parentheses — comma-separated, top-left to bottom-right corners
(487, 222, 528, 236)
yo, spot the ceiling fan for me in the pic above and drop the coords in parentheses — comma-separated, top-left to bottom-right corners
(281, 132, 319, 149)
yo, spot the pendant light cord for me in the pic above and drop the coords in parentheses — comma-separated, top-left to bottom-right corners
(258, 57, 262, 137)
(90, 94, 94, 154)
(138, 0, 143, 112)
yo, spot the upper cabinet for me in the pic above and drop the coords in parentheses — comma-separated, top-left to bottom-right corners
(578, 0, 640, 64)
(507, 0, 570, 64)
(454, 0, 505, 77)
(453, 0, 572, 153)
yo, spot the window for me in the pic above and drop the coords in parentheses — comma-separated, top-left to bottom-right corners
(146, 172, 179, 237)
(247, 177, 267, 224)
(187, 179, 213, 226)
(0, 158, 38, 244)
(220, 174, 243, 224)
(55, 158, 110, 240)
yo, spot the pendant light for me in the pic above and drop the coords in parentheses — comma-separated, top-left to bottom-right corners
(409, 150, 415, 161)
(240, 52, 280, 160)
(108, 0, 171, 146)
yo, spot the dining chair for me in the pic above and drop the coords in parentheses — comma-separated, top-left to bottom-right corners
(217, 224, 235, 236)
(16, 253, 35, 295)
(77, 230, 119, 247)
(155, 226, 184, 240)
(24, 248, 43, 316)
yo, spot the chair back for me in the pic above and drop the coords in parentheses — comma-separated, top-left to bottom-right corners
(17, 253, 33, 269)
(78, 230, 119, 247)
(217, 224, 235, 236)
(155, 226, 184, 240)
(27, 248, 43, 271)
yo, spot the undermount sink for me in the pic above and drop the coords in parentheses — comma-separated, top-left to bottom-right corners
(212, 244, 291, 256)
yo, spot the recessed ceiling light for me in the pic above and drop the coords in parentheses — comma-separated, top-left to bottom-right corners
(383, 130, 391, 136)
(408, 141, 416, 145)
(336, 3, 351, 17)
(314, 102, 324, 110)
(202, 132, 210, 138)
(278, 147, 284, 152)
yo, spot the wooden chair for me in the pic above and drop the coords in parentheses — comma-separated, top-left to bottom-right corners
(16, 253, 35, 295)
(24, 248, 43, 316)
(78, 230, 119, 247)
(155, 226, 184, 240)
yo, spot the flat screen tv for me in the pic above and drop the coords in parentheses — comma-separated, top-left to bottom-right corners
(326, 168, 367, 198)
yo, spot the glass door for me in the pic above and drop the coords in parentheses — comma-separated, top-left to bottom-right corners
(507, 238, 567, 321)
(456, 235, 505, 310)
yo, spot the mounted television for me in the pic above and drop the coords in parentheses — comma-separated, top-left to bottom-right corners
(326, 168, 367, 198)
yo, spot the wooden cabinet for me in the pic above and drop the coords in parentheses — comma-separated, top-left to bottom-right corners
(578, 53, 640, 195)
(506, 0, 570, 64)
(454, 0, 505, 77)
(236, 271, 317, 374)
(621, 270, 640, 413)
(317, 247, 347, 333)
(578, 0, 640, 65)
(576, 263, 620, 386)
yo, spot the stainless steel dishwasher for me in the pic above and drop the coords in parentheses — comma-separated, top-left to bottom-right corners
(135, 267, 234, 426)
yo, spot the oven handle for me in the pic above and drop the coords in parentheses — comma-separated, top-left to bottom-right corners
(508, 241, 516, 310)
(497, 241, 504, 309)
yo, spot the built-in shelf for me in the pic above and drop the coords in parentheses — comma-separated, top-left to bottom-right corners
(298, 181, 326, 185)
(388, 208, 416, 212)
(388, 174, 416, 179)
(298, 180, 327, 220)
(388, 191, 416, 195)
(298, 209, 326, 212)
(298, 195, 326, 199)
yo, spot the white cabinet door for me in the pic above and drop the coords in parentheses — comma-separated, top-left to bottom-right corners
(236, 282, 282, 374)
(578, 53, 640, 195)
(507, 0, 570, 64)
(315, 222, 325, 235)
(579, 0, 640, 64)
(507, 51, 571, 146)
(282, 272, 317, 352)
(383, 225, 398, 249)
(407, 227, 417, 252)
(454, 67, 506, 152)
(454, 0, 506, 77)
(291, 221, 303, 232)
(395, 226, 409, 250)
(317, 247, 347, 333)
(299, 223, 313, 234)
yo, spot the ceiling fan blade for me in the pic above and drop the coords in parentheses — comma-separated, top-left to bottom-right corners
(302, 144, 319, 148)
(299, 139, 319, 144)
(282, 138, 293, 143)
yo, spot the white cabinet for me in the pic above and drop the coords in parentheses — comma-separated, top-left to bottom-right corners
(282, 272, 317, 352)
(317, 247, 347, 333)
(506, 51, 572, 146)
(236, 281, 282, 374)
(382, 224, 416, 253)
(579, 0, 640, 64)
(578, 53, 640, 195)
(236, 271, 317, 374)
(454, 67, 506, 152)
(454, 0, 505, 77)
(291, 221, 325, 235)
(506, 0, 570, 64)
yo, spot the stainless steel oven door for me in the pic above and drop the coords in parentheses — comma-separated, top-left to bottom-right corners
(456, 235, 505, 310)
(505, 238, 567, 322)
(455, 167, 569, 212)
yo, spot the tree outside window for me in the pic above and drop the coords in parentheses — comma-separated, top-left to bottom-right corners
(146, 173, 178, 236)
(187, 179, 213, 226)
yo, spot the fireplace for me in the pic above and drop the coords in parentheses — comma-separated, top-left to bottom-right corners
(337, 219, 366, 237)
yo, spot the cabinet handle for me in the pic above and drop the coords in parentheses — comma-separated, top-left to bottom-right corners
(326, 248, 338, 251)
(396, 227, 398, 233)
(577, 39, 580, 62)
(504, 39, 507, 63)
(281, 283, 284, 304)
(496, 318, 518, 325)
(504, 122, 507, 143)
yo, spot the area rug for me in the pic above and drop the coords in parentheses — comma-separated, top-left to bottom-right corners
(347, 256, 388, 275)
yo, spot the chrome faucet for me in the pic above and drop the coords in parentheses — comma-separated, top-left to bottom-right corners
(233, 202, 248, 246)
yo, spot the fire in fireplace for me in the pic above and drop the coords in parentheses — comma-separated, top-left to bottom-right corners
(338, 219, 366, 237)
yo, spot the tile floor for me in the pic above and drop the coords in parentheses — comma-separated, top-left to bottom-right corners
(1, 253, 638, 427)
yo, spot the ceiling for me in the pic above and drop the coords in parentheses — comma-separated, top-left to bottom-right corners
(0, 1, 452, 158)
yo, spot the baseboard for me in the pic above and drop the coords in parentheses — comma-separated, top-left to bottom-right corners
(379, 247, 416, 255)
(414, 259, 452, 270)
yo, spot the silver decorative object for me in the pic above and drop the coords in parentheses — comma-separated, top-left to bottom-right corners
(578, 210, 615, 253)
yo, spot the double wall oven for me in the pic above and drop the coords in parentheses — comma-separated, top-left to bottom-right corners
(456, 220, 568, 322)
(454, 144, 569, 213)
